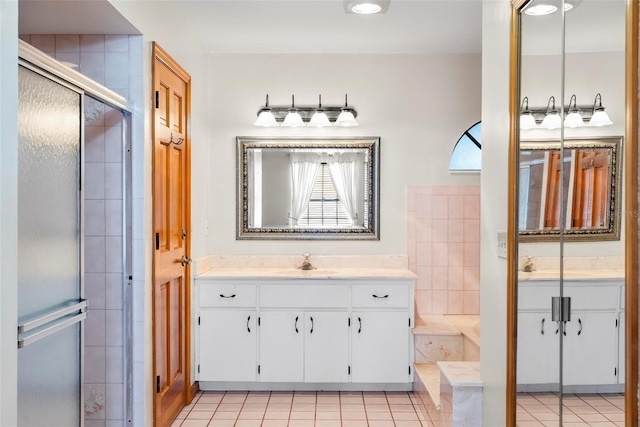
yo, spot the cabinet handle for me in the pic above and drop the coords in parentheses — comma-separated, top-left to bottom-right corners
(372, 294, 389, 299)
(358, 317, 362, 333)
(310, 316, 314, 334)
(555, 322, 560, 335)
(295, 316, 299, 333)
(577, 318, 583, 336)
(540, 318, 545, 335)
(219, 294, 236, 299)
(247, 315, 251, 333)
(563, 321, 567, 336)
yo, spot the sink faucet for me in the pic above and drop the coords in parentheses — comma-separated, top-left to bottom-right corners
(300, 253, 314, 270)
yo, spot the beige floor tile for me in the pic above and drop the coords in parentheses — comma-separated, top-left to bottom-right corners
(234, 420, 262, 427)
(315, 411, 341, 420)
(287, 420, 315, 427)
(237, 411, 265, 420)
(289, 411, 315, 420)
(263, 411, 290, 420)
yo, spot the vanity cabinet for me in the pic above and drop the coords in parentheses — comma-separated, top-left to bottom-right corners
(195, 275, 414, 390)
(517, 280, 623, 391)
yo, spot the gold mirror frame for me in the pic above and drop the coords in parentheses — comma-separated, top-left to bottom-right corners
(507, 0, 638, 425)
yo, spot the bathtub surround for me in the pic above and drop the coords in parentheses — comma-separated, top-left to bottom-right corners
(407, 185, 481, 317)
(18, 34, 143, 427)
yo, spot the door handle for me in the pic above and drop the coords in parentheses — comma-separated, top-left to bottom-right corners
(181, 255, 192, 266)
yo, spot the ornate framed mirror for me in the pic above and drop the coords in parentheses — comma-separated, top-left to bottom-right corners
(236, 136, 380, 240)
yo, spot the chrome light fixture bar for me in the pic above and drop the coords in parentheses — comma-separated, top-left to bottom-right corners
(253, 94, 359, 127)
(519, 93, 612, 130)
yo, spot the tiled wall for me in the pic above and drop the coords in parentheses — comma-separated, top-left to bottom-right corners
(19, 34, 143, 427)
(407, 185, 480, 317)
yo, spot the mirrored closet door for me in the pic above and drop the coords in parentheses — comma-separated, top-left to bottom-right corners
(509, 0, 637, 425)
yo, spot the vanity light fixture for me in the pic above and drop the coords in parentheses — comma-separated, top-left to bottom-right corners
(588, 93, 613, 127)
(253, 94, 279, 127)
(282, 95, 306, 127)
(540, 96, 562, 129)
(308, 95, 332, 127)
(253, 94, 359, 126)
(563, 94, 585, 128)
(520, 92, 612, 130)
(334, 94, 359, 127)
(519, 97, 537, 130)
(344, 0, 390, 14)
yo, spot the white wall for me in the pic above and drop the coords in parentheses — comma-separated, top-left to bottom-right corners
(208, 53, 481, 256)
(0, 0, 19, 424)
(480, 1, 511, 425)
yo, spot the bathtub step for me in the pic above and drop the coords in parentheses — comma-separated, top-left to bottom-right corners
(413, 363, 441, 410)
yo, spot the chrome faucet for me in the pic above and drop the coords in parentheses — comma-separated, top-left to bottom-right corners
(300, 253, 314, 270)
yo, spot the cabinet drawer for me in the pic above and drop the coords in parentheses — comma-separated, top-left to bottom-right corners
(566, 285, 619, 310)
(260, 284, 349, 308)
(199, 283, 257, 307)
(352, 284, 409, 308)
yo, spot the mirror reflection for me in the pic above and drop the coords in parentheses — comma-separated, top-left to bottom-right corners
(236, 137, 380, 240)
(519, 138, 622, 241)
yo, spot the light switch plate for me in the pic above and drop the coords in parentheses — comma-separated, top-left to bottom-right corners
(497, 231, 507, 259)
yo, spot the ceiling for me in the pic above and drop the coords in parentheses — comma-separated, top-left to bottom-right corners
(19, 0, 483, 54)
(18, 0, 625, 55)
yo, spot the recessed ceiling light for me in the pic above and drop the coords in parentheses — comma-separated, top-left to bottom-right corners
(344, 0, 390, 15)
(524, 4, 558, 16)
(352, 3, 381, 14)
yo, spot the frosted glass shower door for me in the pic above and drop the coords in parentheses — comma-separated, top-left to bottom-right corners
(17, 65, 85, 426)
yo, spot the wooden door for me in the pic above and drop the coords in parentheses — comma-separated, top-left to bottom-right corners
(152, 43, 192, 427)
(570, 149, 610, 229)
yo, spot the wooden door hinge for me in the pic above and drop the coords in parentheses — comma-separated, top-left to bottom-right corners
(155, 91, 159, 108)
(156, 375, 160, 393)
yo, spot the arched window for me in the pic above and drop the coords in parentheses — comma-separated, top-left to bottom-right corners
(449, 121, 481, 172)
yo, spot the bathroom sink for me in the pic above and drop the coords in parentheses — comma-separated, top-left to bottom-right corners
(274, 269, 338, 276)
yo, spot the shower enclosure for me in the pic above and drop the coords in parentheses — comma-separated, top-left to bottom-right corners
(17, 41, 132, 426)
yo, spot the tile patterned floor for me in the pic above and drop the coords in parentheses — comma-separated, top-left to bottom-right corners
(170, 390, 626, 427)
(170, 391, 432, 427)
(516, 393, 625, 427)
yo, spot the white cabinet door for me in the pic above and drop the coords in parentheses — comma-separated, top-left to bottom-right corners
(199, 310, 257, 382)
(564, 311, 618, 386)
(517, 312, 559, 386)
(351, 311, 409, 383)
(305, 311, 349, 383)
(259, 311, 304, 382)
(619, 311, 625, 384)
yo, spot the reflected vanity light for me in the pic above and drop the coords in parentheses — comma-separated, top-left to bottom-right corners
(253, 94, 359, 127)
(520, 93, 612, 130)
(520, 97, 537, 130)
(564, 94, 585, 128)
(540, 96, 561, 130)
(588, 93, 613, 127)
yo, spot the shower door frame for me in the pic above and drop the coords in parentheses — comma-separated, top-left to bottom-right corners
(18, 39, 135, 425)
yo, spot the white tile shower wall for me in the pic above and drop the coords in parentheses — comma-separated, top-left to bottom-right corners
(19, 33, 143, 426)
(407, 185, 480, 316)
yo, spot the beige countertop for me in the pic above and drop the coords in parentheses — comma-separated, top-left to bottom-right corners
(196, 267, 417, 280)
(518, 269, 624, 281)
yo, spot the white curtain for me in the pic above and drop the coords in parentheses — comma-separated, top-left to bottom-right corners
(290, 153, 320, 225)
(328, 153, 359, 225)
